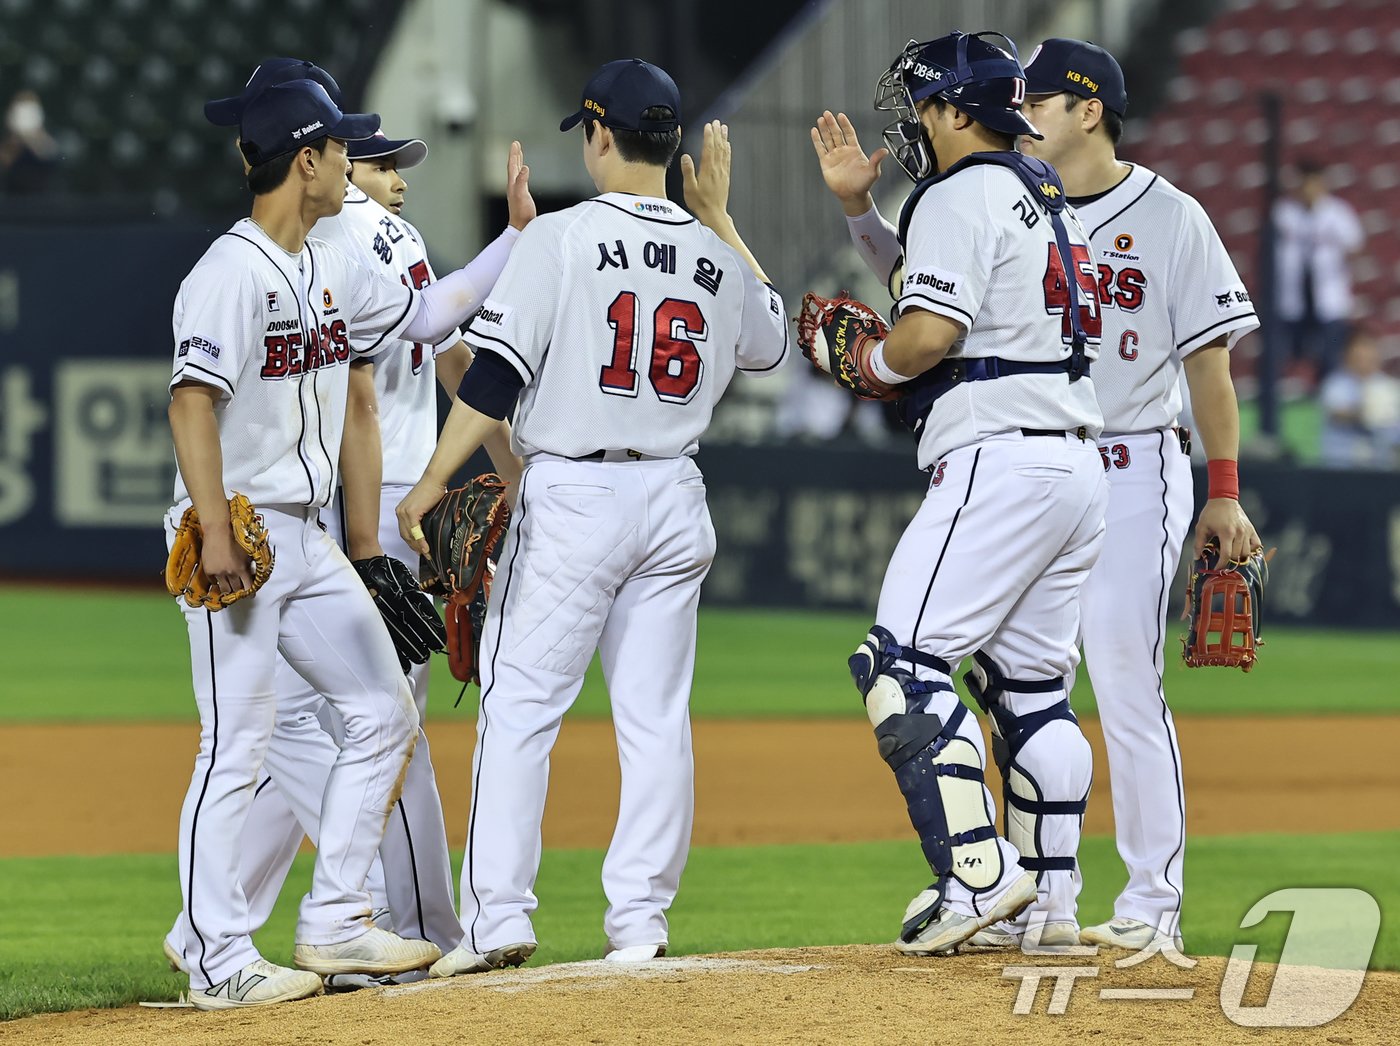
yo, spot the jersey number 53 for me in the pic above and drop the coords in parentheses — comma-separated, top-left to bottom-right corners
(1042, 244, 1103, 343)
(600, 292, 707, 404)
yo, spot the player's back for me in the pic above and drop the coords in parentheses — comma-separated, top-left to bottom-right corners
(488, 192, 785, 460)
(900, 164, 1104, 464)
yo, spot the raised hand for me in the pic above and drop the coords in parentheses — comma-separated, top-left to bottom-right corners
(681, 120, 732, 231)
(810, 110, 888, 214)
(506, 140, 535, 231)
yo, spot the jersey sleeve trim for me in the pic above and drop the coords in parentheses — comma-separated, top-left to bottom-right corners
(738, 319, 789, 373)
(1176, 313, 1258, 353)
(171, 361, 235, 397)
(896, 293, 974, 331)
(357, 283, 417, 355)
(469, 330, 535, 381)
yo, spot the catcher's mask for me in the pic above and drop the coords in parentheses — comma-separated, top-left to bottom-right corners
(876, 30, 1042, 181)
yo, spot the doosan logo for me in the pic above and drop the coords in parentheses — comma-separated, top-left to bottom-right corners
(291, 120, 324, 140)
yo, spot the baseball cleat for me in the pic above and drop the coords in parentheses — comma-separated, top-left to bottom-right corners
(966, 920, 1081, 950)
(292, 927, 441, 976)
(429, 941, 536, 978)
(1079, 916, 1179, 952)
(324, 968, 428, 993)
(163, 938, 188, 974)
(189, 958, 323, 1011)
(895, 872, 1038, 956)
(602, 943, 668, 963)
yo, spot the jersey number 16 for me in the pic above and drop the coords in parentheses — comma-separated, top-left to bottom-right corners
(600, 292, 706, 404)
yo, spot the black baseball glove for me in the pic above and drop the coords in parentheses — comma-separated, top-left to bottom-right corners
(353, 555, 447, 673)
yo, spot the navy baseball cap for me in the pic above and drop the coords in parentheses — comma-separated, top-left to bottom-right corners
(559, 59, 681, 132)
(205, 57, 342, 126)
(238, 80, 379, 168)
(348, 130, 428, 169)
(1024, 39, 1128, 115)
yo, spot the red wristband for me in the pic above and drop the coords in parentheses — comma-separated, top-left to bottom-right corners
(1207, 459, 1239, 500)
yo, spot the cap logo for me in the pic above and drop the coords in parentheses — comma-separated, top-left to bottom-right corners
(583, 98, 606, 117)
(1039, 182, 1061, 200)
(291, 120, 324, 140)
(1066, 69, 1100, 93)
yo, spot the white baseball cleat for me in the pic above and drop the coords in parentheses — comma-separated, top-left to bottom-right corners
(603, 943, 668, 963)
(189, 958, 323, 1011)
(967, 920, 1082, 950)
(292, 927, 441, 976)
(895, 872, 1038, 956)
(324, 968, 428, 993)
(429, 941, 536, 978)
(1079, 916, 1179, 951)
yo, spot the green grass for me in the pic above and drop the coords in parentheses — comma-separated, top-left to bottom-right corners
(2, 587, 1397, 722)
(1, 832, 1395, 1020)
(1239, 397, 1322, 463)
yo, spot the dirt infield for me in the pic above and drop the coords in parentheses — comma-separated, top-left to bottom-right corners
(4, 714, 1400, 857)
(4, 947, 1396, 1046)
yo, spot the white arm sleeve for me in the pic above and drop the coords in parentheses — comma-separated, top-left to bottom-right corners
(400, 226, 522, 345)
(845, 205, 902, 288)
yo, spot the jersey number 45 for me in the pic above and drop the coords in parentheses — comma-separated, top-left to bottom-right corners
(600, 292, 706, 405)
(1042, 244, 1103, 343)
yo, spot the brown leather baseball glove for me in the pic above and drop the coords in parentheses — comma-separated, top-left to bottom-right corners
(796, 290, 900, 401)
(418, 474, 510, 683)
(165, 492, 274, 610)
(1182, 541, 1275, 671)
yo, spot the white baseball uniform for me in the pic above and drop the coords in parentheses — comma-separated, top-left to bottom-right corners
(168, 184, 521, 957)
(166, 218, 422, 988)
(849, 160, 1107, 927)
(458, 192, 788, 955)
(1069, 164, 1257, 938)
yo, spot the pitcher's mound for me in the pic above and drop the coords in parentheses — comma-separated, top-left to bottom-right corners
(7, 945, 1396, 1045)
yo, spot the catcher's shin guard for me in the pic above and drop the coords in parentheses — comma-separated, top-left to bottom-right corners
(850, 629, 1004, 931)
(964, 652, 1089, 883)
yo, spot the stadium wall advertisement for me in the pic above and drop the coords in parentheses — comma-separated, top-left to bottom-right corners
(2, 224, 1398, 627)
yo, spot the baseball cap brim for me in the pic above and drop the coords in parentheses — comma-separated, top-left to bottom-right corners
(205, 95, 246, 126)
(560, 111, 585, 132)
(1023, 73, 1070, 98)
(348, 136, 428, 168)
(328, 112, 381, 143)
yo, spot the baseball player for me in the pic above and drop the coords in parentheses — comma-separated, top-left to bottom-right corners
(162, 59, 531, 985)
(395, 59, 789, 976)
(817, 39, 1261, 951)
(1015, 39, 1260, 950)
(166, 77, 524, 1008)
(806, 30, 1107, 954)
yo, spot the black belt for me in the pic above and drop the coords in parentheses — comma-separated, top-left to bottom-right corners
(1021, 428, 1063, 438)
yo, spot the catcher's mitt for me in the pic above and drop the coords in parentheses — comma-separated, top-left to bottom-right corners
(353, 555, 446, 673)
(419, 474, 510, 683)
(1182, 541, 1275, 671)
(796, 291, 900, 401)
(165, 492, 274, 610)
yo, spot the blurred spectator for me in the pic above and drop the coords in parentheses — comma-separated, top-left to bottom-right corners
(1318, 328, 1400, 469)
(0, 90, 59, 195)
(1273, 158, 1363, 386)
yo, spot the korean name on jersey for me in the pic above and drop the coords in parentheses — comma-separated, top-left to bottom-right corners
(464, 193, 788, 460)
(312, 183, 454, 486)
